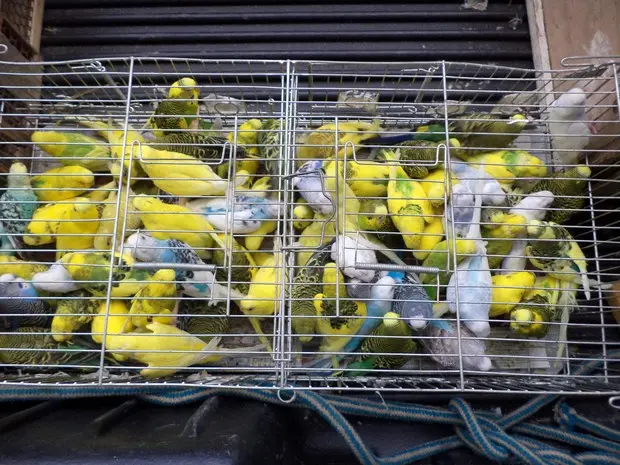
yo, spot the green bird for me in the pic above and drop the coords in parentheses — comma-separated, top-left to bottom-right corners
(528, 165, 591, 224)
(376, 139, 457, 179)
(526, 220, 590, 300)
(258, 119, 283, 177)
(0, 162, 37, 255)
(449, 113, 529, 159)
(213, 240, 252, 295)
(420, 239, 476, 300)
(358, 199, 396, 238)
(346, 312, 417, 375)
(146, 77, 200, 137)
(51, 290, 101, 342)
(290, 241, 334, 343)
(0, 327, 112, 370)
(151, 133, 246, 161)
(177, 298, 229, 343)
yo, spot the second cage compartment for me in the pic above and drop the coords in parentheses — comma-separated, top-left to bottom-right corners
(284, 60, 620, 393)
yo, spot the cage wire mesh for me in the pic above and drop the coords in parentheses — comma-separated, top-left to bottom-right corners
(0, 56, 619, 394)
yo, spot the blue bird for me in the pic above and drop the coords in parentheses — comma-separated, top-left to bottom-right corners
(186, 195, 280, 234)
(124, 232, 245, 302)
(0, 273, 51, 330)
(391, 271, 434, 330)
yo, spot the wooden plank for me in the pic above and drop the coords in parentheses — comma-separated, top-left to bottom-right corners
(30, 0, 45, 53)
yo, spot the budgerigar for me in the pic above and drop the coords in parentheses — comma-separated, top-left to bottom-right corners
(177, 299, 229, 343)
(386, 153, 433, 250)
(329, 235, 378, 283)
(510, 275, 576, 338)
(420, 239, 477, 300)
(376, 139, 455, 179)
(314, 263, 367, 364)
(296, 120, 382, 160)
(446, 173, 493, 338)
(357, 199, 396, 238)
(94, 183, 141, 251)
(291, 160, 334, 216)
(549, 88, 592, 166)
(146, 77, 200, 137)
(306, 273, 400, 371)
(103, 321, 226, 377)
(258, 119, 284, 177)
(137, 144, 248, 197)
(445, 182, 475, 239)
(51, 289, 100, 342)
(528, 165, 591, 224)
(526, 220, 590, 300)
(91, 300, 133, 351)
(55, 197, 100, 259)
(31, 165, 95, 202)
(0, 326, 108, 369)
(0, 256, 49, 280)
(482, 213, 527, 269)
(414, 214, 444, 262)
(346, 312, 417, 375)
(341, 160, 390, 198)
(448, 113, 529, 159)
(129, 268, 178, 328)
(150, 133, 242, 161)
(501, 191, 554, 273)
(31, 130, 111, 172)
(489, 271, 536, 317)
(391, 271, 433, 330)
(0, 162, 37, 255)
(212, 236, 255, 296)
(132, 195, 214, 254)
(239, 249, 284, 350)
(451, 161, 506, 206)
(0, 273, 51, 330)
(124, 232, 242, 301)
(187, 195, 280, 234)
(291, 241, 334, 342)
(32, 252, 151, 297)
(418, 319, 492, 371)
(293, 198, 315, 231)
(466, 150, 547, 188)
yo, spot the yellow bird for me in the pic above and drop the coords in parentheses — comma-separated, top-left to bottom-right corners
(297, 120, 382, 160)
(413, 212, 445, 262)
(0, 256, 48, 280)
(24, 203, 71, 246)
(333, 160, 390, 198)
(467, 150, 547, 187)
(91, 300, 133, 361)
(94, 183, 141, 251)
(489, 271, 536, 317)
(136, 144, 248, 197)
(293, 197, 315, 232)
(239, 251, 284, 350)
(55, 198, 100, 259)
(146, 77, 200, 138)
(386, 155, 433, 250)
(132, 195, 214, 254)
(313, 263, 367, 365)
(418, 168, 449, 208)
(105, 321, 223, 377)
(128, 269, 178, 328)
(31, 166, 94, 202)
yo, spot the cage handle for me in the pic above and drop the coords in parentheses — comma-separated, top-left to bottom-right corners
(609, 396, 620, 410)
(132, 262, 216, 272)
(561, 55, 620, 68)
(0, 44, 7, 54)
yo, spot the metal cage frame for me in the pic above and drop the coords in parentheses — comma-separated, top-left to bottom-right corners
(0, 56, 619, 395)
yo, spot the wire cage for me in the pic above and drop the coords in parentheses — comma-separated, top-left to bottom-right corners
(0, 56, 619, 394)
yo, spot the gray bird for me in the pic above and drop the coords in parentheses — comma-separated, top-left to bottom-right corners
(0, 274, 51, 330)
(391, 272, 434, 330)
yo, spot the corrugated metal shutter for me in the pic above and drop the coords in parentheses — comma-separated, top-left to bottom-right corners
(41, 0, 532, 66)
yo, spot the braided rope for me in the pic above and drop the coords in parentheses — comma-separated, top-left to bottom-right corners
(0, 350, 618, 465)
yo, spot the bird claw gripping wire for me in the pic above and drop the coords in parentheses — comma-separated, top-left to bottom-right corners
(0, 350, 619, 465)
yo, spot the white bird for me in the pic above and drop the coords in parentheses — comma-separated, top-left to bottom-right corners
(330, 235, 377, 282)
(548, 88, 592, 167)
(291, 160, 334, 216)
(501, 191, 555, 273)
